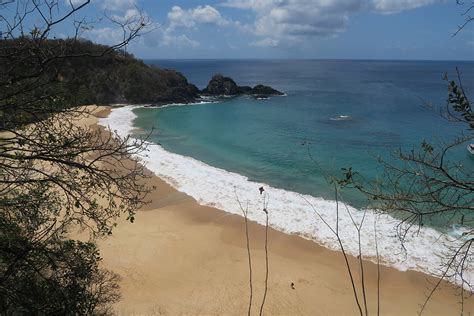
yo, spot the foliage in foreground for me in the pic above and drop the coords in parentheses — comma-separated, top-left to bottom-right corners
(0, 1, 151, 314)
(0, 197, 120, 314)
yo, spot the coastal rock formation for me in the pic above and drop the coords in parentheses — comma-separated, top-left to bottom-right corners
(201, 74, 240, 95)
(18, 38, 202, 105)
(201, 74, 283, 97)
(111, 66, 200, 105)
(18, 40, 283, 106)
(251, 84, 283, 96)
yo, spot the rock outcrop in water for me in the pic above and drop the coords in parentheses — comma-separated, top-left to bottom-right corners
(201, 74, 283, 97)
(201, 74, 240, 95)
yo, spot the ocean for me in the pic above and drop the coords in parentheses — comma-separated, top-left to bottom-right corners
(100, 59, 473, 285)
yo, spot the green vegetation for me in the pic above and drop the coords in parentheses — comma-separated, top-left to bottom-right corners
(0, 1, 152, 314)
(0, 37, 199, 126)
(53, 39, 200, 105)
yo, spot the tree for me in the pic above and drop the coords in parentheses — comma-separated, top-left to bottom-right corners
(0, 1, 151, 313)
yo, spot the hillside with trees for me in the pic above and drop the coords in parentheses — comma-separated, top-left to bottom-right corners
(0, 37, 200, 111)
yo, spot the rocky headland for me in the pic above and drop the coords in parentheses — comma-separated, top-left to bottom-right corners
(201, 74, 283, 98)
(11, 39, 283, 106)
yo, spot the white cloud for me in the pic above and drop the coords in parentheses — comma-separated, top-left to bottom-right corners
(84, 26, 123, 45)
(222, 0, 276, 10)
(66, 1, 201, 49)
(192, 5, 230, 26)
(222, 0, 439, 47)
(158, 4, 230, 49)
(250, 37, 279, 47)
(109, 8, 141, 23)
(84, 23, 200, 49)
(223, 0, 361, 45)
(370, 0, 437, 14)
(67, 0, 137, 11)
(142, 25, 199, 49)
(101, 0, 137, 11)
(162, 32, 200, 48)
(168, 5, 229, 30)
(168, 6, 196, 29)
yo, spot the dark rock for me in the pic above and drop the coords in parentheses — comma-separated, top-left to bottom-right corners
(250, 84, 284, 96)
(202, 73, 283, 97)
(202, 74, 239, 96)
(237, 85, 253, 94)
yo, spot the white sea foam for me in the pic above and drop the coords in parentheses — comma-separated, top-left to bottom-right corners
(109, 100, 220, 110)
(99, 105, 473, 287)
(330, 115, 352, 121)
(154, 100, 221, 108)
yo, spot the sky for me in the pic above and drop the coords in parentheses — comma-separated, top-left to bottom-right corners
(5, 0, 474, 60)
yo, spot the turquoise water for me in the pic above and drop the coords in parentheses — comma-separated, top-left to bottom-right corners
(134, 59, 474, 210)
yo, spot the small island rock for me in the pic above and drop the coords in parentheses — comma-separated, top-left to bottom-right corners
(202, 74, 239, 96)
(201, 74, 283, 97)
(250, 84, 283, 96)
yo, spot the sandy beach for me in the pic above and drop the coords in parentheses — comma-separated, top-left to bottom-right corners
(77, 105, 472, 315)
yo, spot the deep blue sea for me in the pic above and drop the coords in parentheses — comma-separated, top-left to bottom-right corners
(135, 59, 473, 210)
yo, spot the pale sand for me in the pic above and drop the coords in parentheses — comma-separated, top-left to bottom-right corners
(77, 106, 472, 315)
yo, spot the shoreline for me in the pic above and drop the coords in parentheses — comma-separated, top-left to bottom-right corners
(81, 105, 471, 315)
(102, 105, 473, 286)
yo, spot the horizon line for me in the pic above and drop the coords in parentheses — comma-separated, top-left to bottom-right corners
(141, 57, 474, 63)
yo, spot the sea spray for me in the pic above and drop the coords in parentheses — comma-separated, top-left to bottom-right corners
(99, 105, 473, 287)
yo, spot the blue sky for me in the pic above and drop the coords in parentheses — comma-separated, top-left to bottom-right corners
(7, 0, 474, 60)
